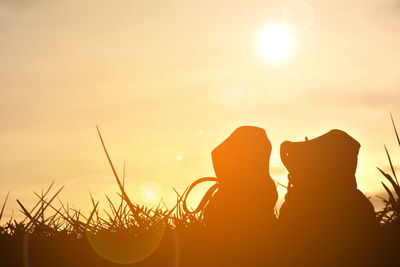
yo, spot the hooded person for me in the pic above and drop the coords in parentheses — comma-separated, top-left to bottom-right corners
(279, 129, 378, 265)
(204, 126, 278, 230)
(182, 126, 278, 265)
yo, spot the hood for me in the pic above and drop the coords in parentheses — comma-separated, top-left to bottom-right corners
(211, 126, 272, 186)
(280, 129, 360, 190)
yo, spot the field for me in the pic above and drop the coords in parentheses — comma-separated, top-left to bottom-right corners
(1, 121, 400, 267)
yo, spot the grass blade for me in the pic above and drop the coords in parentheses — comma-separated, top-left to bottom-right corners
(390, 111, 400, 147)
(384, 145, 398, 185)
(85, 201, 99, 230)
(96, 125, 141, 223)
(377, 167, 400, 198)
(0, 192, 10, 221)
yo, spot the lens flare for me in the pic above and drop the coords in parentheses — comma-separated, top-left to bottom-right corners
(22, 231, 32, 267)
(139, 181, 164, 206)
(283, 0, 314, 32)
(86, 222, 166, 264)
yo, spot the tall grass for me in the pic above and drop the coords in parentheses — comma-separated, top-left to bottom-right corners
(1, 119, 400, 232)
(0, 127, 202, 240)
(376, 113, 400, 225)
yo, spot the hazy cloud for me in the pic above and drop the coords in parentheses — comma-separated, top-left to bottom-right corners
(372, 0, 400, 29)
(308, 88, 400, 110)
(384, 0, 400, 11)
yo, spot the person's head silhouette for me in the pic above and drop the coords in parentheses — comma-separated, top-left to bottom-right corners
(278, 129, 377, 265)
(202, 126, 278, 228)
(280, 129, 360, 197)
(184, 126, 279, 265)
(183, 126, 278, 225)
(211, 126, 275, 194)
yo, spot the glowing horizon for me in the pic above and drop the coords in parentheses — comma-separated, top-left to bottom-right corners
(0, 0, 400, 220)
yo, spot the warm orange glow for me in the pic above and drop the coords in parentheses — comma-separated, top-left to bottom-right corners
(0, 1, 398, 266)
(0, 0, 397, 216)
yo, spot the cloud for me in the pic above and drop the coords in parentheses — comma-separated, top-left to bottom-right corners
(372, 0, 400, 30)
(384, 0, 400, 11)
(0, 0, 40, 9)
(307, 88, 400, 110)
(373, 0, 400, 14)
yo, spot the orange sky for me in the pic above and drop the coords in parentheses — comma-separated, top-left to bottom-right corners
(0, 0, 400, 220)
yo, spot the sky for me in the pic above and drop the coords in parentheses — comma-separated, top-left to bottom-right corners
(0, 0, 400, 220)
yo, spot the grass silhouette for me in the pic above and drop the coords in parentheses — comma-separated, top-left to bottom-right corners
(377, 113, 400, 225)
(0, 118, 399, 266)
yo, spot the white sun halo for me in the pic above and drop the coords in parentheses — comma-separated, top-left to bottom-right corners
(257, 24, 295, 62)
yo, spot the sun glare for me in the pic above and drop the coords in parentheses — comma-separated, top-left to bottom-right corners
(139, 181, 163, 205)
(257, 24, 295, 62)
(145, 190, 155, 199)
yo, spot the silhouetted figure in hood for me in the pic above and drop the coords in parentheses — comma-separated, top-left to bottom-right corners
(279, 129, 378, 266)
(205, 126, 278, 228)
(182, 126, 278, 265)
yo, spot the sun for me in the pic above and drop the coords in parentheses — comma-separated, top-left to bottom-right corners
(256, 24, 295, 62)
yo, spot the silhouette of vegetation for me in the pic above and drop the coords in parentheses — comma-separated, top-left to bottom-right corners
(373, 113, 400, 267)
(0, 119, 400, 266)
(377, 113, 400, 224)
